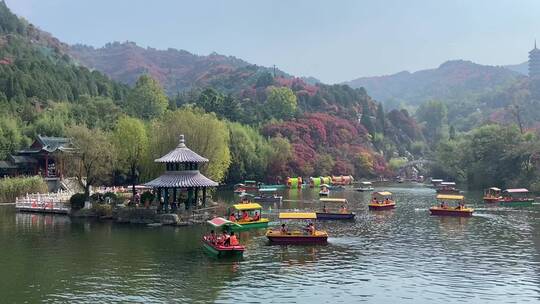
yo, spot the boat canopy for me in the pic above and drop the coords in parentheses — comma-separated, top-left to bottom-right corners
(373, 191, 392, 197)
(436, 194, 464, 200)
(259, 188, 277, 192)
(279, 212, 317, 219)
(361, 181, 373, 185)
(440, 182, 456, 186)
(319, 198, 347, 203)
(504, 188, 529, 193)
(239, 193, 254, 197)
(207, 217, 242, 228)
(233, 203, 262, 210)
(489, 187, 501, 191)
(320, 184, 330, 187)
(431, 179, 443, 182)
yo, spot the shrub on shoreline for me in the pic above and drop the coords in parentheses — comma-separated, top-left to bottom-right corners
(0, 176, 48, 203)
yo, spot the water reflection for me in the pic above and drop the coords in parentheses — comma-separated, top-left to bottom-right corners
(0, 184, 539, 303)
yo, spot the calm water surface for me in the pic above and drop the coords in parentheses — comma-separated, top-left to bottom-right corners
(1, 183, 539, 303)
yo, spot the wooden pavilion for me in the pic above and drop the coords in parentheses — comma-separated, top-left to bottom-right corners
(144, 135, 218, 212)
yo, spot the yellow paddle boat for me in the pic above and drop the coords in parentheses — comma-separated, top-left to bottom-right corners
(227, 203, 269, 230)
(266, 212, 328, 244)
(430, 194, 473, 217)
(369, 191, 396, 210)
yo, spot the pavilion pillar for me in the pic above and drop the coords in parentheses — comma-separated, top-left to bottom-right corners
(187, 187, 193, 210)
(156, 188, 162, 212)
(164, 188, 169, 213)
(172, 188, 177, 212)
(194, 187, 199, 208)
(44, 154, 49, 177)
(202, 187, 207, 207)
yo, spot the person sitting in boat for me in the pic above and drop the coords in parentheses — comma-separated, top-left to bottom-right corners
(305, 222, 316, 235)
(219, 230, 230, 245)
(384, 198, 390, 204)
(241, 210, 249, 221)
(339, 205, 347, 213)
(280, 223, 288, 234)
(229, 213, 237, 222)
(252, 211, 260, 221)
(225, 231, 239, 247)
(209, 230, 217, 244)
(322, 205, 328, 213)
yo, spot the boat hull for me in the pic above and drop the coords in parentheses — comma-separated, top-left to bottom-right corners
(202, 239, 244, 257)
(316, 212, 355, 220)
(499, 199, 534, 207)
(483, 197, 501, 203)
(230, 219, 269, 231)
(355, 187, 374, 192)
(368, 203, 396, 210)
(266, 231, 328, 245)
(429, 207, 473, 217)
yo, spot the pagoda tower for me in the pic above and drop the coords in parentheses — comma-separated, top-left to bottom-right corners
(529, 41, 540, 100)
(145, 135, 218, 212)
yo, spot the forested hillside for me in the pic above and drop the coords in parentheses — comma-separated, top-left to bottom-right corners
(346, 60, 522, 111)
(0, 2, 425, 189)
(69, 42, 289, 95)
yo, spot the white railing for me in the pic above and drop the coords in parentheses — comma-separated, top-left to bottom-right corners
(15, 190, 73, 213)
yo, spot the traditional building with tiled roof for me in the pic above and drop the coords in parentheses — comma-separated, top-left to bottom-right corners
(145, 135, 218, 212)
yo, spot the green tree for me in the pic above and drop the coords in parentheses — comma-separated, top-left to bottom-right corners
(112, 117, 149, 198)
(66, 125, 114, 199)
(125, 75, 168, 120)
(416, 100, 448, 146)
(226, 122, 272, 182)
(0, 115, 25, 159)
(265, 86, 297, 120)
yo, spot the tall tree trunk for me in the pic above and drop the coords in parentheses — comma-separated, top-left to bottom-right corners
(131, 165, 137, 201)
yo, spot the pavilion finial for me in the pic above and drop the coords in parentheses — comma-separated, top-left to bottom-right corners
(177, 134, 186, 148)
(535, 39, 537, 49)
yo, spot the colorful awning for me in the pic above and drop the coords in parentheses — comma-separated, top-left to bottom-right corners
(279, 212, 317, 219)
(233, 203, 262, 210)
(436, 194, 464, 200)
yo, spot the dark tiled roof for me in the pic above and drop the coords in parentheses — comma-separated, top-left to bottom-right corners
(0, 161, 17, 169)
(155, 135, 209, 163)
(145, 170, 218, 188)
(10, 155, 38, 164)
(37, 135, 73, 153)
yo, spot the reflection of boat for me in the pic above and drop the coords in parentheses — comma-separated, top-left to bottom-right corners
(234, 181, 260, 193)
(483, 187, 502, 203)
(316, 198, 355, 220)
(253, 188, 283, 203)
(436, 182, 460, 194)
(355, 181, 374, 192)
(266, 212, 328, 244)
(228, 203, 269, 230)
(369, 191, 396, 210)
(319, 184, 330, 196)
(499, 188, 534, 206)
(430, 194, 473, 217)
(203, 217, 245, 257)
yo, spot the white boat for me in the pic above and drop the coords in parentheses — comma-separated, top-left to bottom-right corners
(355, 181, 374, 192)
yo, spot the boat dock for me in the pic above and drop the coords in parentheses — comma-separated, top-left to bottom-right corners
(15, 191, 72, 214)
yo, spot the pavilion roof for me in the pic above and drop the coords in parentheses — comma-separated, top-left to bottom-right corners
(36, 135, 74, 153)
(155, 135, 209, 163)
(144, 170, 218, 188)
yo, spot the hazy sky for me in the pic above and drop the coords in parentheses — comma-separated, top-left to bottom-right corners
(5, 0, 540, 83)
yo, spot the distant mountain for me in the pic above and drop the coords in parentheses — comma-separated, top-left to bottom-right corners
(503, 61, 528, 75)
(69, 42, 290, 95)
(345, 60, 524, 109)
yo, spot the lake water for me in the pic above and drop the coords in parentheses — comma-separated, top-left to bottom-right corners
(1, 183, 539, 303)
